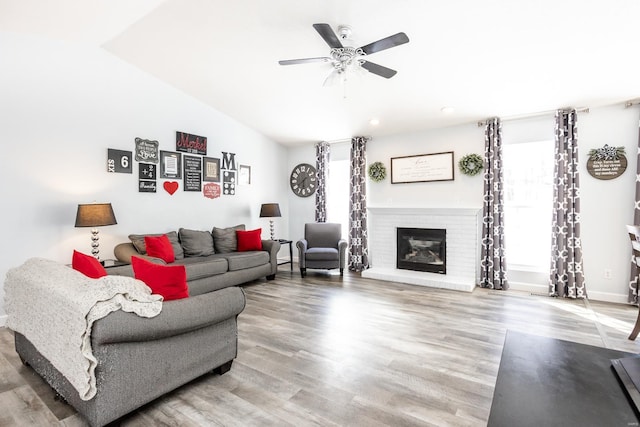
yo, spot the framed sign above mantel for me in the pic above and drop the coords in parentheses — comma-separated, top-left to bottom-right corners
(391, 151, 455, 184)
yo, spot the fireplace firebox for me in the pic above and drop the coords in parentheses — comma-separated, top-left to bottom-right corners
(396, 227, 446, 274)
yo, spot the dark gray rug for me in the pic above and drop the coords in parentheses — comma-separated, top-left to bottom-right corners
(488, 330, 639, 427)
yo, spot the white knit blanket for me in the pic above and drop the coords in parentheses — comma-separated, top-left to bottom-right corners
(4, 258, 163, 401)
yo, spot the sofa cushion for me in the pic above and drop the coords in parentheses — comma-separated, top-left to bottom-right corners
(131, 256, 189, 301)
(173, 255, 229, 280)
(129, 231, 184, 260)
(144, 234, 175, 263)
(305, 247, 339, 261)
(179, 228, 214, 257)
(223, 251, 269, 271)
(237, 229, 263, 252)
(72, 250, 107, 279)
(212, 224, 245, 253)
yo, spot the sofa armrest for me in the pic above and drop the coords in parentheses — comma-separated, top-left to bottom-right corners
(338, 239, 348, 269)
(114, 243, 166, 265)
(296, 239, 308, 268)
(261, 240, 281, 275)
(92, 287, 246, 345)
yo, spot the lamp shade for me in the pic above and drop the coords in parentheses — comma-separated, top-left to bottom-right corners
(259, 203, 281, 218)
(75, 203, 117, 227)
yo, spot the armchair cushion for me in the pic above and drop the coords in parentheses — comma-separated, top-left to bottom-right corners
(305, 247, 339, 261)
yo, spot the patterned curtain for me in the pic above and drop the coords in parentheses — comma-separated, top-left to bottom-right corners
(349, 136, 369, 272)
(315, 141, 330, 222)
(628, 125, 640, 303)
(480, 118, 508, 289)
(549, 109, 586, 298)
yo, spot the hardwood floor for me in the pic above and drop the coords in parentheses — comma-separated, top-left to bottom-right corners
(2, 267, 640, 426)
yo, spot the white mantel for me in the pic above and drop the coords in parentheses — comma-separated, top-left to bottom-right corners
(362, 206, 482, 292)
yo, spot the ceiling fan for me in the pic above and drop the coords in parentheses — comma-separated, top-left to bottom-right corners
(278, 23, 409, 85)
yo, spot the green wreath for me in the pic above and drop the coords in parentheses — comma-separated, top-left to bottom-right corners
(459, 154, 484, 176)
(368, 161, 387, 182)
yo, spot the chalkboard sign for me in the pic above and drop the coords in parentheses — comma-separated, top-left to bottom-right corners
(107, 149, 132, 174)
(139, 181, 156, 193)
(183, 155, 202, 192)
(176, 131, 207, 155)
(134, 138, 159, 163)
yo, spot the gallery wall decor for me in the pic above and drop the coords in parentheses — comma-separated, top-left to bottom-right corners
(108, 133, 251, 200)
(183, 155, 202, 191)
(458, 153, 484, 176)
(134, 138, 159, 163)
(221, 152, 237, 196)
(203, 182, 221, 199)
(163, 181, 179, 195)
(391, 151, 454, 183)
(586, 144, 627, 180)
(160, 151, 182, 179)
(203, 157, 221, 182)
(138, 163, 157, 193)
(176, 131, 207, 155)
(107, 149, 132, 173)
(367, 161, 387, 182)
(239, 165, 251, 185)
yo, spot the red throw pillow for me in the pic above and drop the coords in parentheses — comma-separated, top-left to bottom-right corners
(236, 228, 263, 251)
(72, 250, 107, 279)
(144, 234, 175, 263)
(131, 256, 188, 301)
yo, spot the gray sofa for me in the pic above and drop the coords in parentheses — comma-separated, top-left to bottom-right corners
(15, 286, 245, 427)
(12, 226, 281, 426)
(111, 226, 281, 294)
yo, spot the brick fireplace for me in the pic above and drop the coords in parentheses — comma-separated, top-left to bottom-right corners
(362, 207, 482, 292)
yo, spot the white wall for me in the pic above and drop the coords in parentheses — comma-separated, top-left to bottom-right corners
(0, 32, 289, 321)
(287, 106, 638, 302)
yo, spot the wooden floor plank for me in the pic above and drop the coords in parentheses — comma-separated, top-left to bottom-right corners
(2, 267, 640, 426)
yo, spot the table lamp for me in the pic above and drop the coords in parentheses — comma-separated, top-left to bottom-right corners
(259, 203, 281, 240)
(75, 202, 117, 260)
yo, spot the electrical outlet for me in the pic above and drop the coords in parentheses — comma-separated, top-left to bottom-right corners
(604, 269, 612, 279)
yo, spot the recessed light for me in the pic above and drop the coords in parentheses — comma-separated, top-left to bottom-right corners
(441, 106, 454, 114)
(370, 118, 380, 126)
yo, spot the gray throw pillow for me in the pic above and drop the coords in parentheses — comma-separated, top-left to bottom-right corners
(212, 224, 245, 253)
(128, 231, 184, 260)
(179, 228, 215, 257)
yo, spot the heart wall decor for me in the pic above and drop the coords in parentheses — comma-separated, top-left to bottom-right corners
(163, 181, 179, 195)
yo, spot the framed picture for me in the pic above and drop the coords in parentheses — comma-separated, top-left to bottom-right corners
(239, 164, 251, 185)
(203, 157, 220, 182)
(391, 151, 454, 184)
(160, 151, 182, 179)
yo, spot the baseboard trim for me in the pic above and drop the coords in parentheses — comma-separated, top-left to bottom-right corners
(508, 281, 630, 304)
(0, 314, 7, 327)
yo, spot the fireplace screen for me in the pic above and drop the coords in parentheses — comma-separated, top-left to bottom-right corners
(396, 227, 446, 274)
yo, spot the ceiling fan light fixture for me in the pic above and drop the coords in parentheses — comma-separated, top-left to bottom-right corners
(370, 118, 380, 126)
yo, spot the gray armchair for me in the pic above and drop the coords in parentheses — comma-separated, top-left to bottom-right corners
(296, 223, 348, 277)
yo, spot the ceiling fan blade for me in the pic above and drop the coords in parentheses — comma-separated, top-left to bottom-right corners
(279, 57, 332, 66)
(313, 23, 343, 48)
(359, 32, 409, 55)
(360, 61, 397, 79)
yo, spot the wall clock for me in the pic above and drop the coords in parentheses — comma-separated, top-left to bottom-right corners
(290, 163, 317, 197)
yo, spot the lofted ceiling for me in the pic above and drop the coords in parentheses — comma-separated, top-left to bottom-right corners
(2, 0, 640, 145)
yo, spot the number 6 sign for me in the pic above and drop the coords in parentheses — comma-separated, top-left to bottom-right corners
(107, 149, 132, 174)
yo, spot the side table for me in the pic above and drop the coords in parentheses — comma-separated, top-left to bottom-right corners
(277, 239, 293, 271)
(101, 259, 129, 268)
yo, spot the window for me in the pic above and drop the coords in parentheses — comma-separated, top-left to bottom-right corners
(327, 159, 350, 239)
(503, 140, 554, 271)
